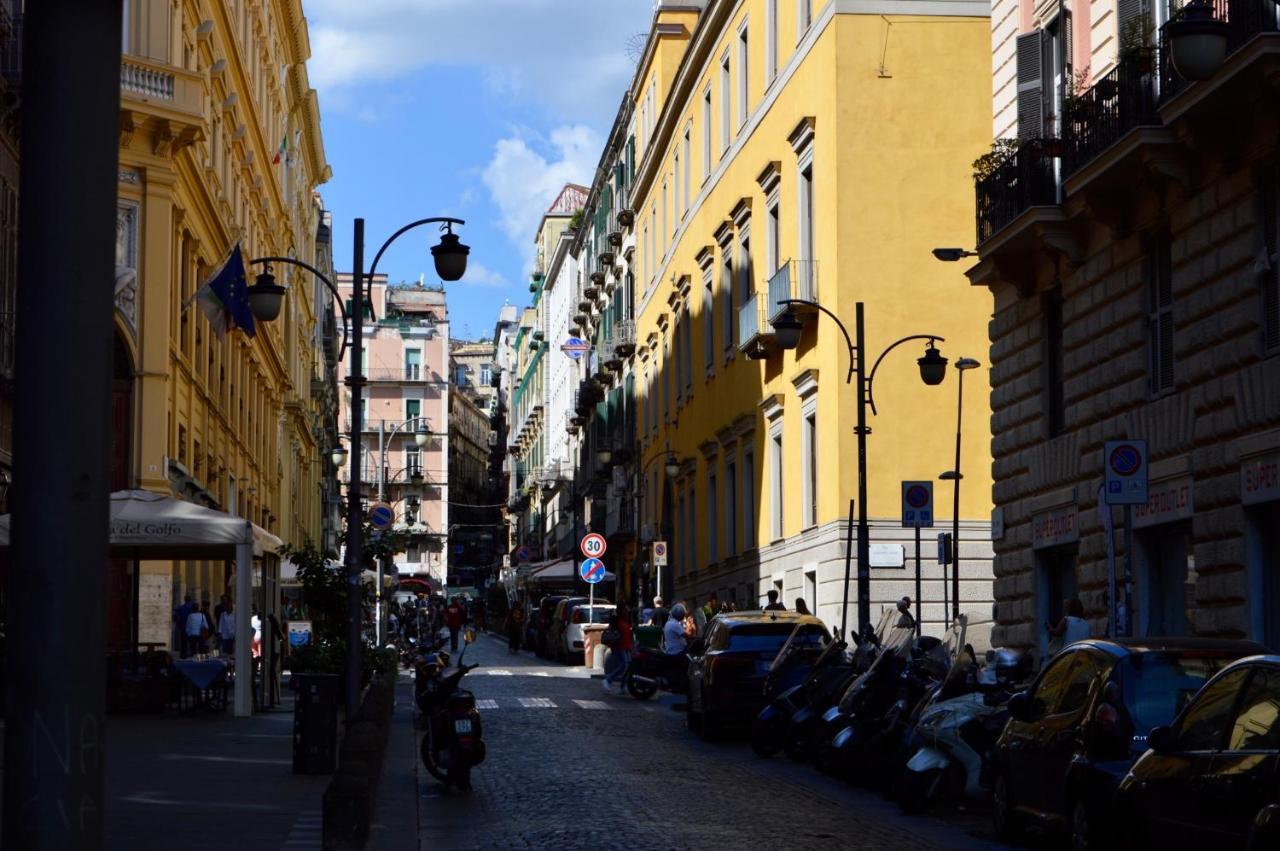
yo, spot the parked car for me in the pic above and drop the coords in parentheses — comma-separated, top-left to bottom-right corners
(546, 597, 587, 661)
(686, 611, 829, 740)
(1115, 654, 1280, 850)
(992, 637, 1263, 849)
(561, 603, 616, 664)
(532, 595, 571, 658)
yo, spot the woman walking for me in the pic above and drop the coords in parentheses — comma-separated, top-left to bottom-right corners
(506, 604, 527, 654)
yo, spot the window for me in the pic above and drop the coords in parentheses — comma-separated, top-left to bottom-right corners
(738, 225, 753, 311)
(708, 470, 719, 563)
(1148, 228, 1175, 393)
(677, 492, 686, 576)
(1178, 668, 1250, 750)
(767, 0, 779, 81)
(1057, 653, 1105, 715)
(798, 161, 815, 266)
(737, 23, 750, 129)
(1027, 652, 1080, 718)
(405, 349, 421, 380)
(682, 127, 692, 214)
(454, 365, 467, 385)
(770, 430, 783, 539)
(480, 364, 492, 385)
(798, 0, 812, 41)
(673, 157, 681, 227)
(803, 412, 817, 527)
(722, 249, 734, 350)
(726, 459, 737, 556)
(661, 180, 668, 252)
(804, 570, 817, 613)
(1226, 669, 1280, 750)
(767, 198, 781, 276)
(703, 87, 713, 177)
(686, 481, 697, 573)
(720, 51, 731, 152)
(406, 398, 421, 423)
(681, 305, 693, 393)
(405, 447, 420, 477)
(703, 267, 715, 368)
(743, 449, 755, 550)
(1045, 287, 1065, 436)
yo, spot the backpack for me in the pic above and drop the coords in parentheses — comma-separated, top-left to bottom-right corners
(600, 627, 622, 648)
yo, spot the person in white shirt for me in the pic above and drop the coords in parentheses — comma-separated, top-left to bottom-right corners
(217, 601, 236, 656)
(251, 609, 263, 658)
(184, 602, 210, 657)
(1047, 596, 1090, 655)
(663, 604, 689, 655)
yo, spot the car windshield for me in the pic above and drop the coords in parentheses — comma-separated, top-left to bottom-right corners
(571, 607, 613, 624)
(729, 624, 823, 655)
(1120, 652, 1237, 732)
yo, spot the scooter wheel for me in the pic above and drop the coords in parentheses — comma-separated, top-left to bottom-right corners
(448, 762, 472, 792)
(419, 727, 449, 784)
(897, 767, 943, 814)
(625, 672, 657, 700)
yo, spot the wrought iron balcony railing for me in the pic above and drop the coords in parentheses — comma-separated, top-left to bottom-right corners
(974, 138, 1059, 246)
(1062, 57, 1161, 179)
(1160, 0, 1280, 104)
(765, 260, 818, 323)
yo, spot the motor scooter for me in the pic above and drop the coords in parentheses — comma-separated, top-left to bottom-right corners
(417, 628, 485, 791)
(623, 647, 688, 699)
(752, 637, 850, 758)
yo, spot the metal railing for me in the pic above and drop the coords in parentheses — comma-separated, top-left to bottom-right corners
(1160, 0, 1280, 103)
(737, 293, 772, 352)
(1063, 57, 1161, 179)
(363, 367, 433, 382)
(766, 260, 818, 323)
(974, 138, 1059, 246)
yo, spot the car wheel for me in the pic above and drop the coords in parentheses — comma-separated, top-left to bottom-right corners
(992, 772, 1021, 841)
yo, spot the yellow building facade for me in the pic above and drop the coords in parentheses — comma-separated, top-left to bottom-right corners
(629, 0, 995, 630)
(116, 0, 331, 649)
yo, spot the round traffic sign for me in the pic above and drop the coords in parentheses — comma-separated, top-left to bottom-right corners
(515, 545, 531, 562)
(905, 485, 931, 509)
(369, 502, 395, 530)
(1109, 444, 1142, 476)
(652, 541, 667, 558)
(580, 557, 606, 584)
(580, 532, 607, 558)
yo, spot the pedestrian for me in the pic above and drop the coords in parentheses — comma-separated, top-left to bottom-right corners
(1047, 596, 1089, 655)
(662, 603, 689, 655)
(764, 589, 786, 611)
(445, 596, 466, 652)
(895, 596, 916, 630)
(794, 598, 811, 616)
(184, 601, 211, 657)
(217, 599, 236, 657)
(173, 594, 194, 654)
(506, 604, 526, 653)
(601, 608, 634, 693)
(473, 597, 487, 632)
(700, 593, 719, 627)
(650, 596, 669, 628)
(691, 595, 708, 636)
(251, 608, 263, 658)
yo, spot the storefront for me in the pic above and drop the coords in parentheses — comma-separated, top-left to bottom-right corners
(1032, 501, 1079, 660)
(1133, 475, 1195, 637)
(1243, 448, 1280, 647)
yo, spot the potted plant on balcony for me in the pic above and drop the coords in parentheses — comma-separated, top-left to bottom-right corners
(971, 138, 1020, 183)
(1165, 0, 1229, 81)
(1119, 16, 1157, 74)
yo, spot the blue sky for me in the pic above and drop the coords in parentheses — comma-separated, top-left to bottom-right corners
(305, 0, 654, 342)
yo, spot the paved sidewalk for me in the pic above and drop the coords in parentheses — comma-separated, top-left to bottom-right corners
(104, 686, 331, 851)
(368, 670, 419, 851)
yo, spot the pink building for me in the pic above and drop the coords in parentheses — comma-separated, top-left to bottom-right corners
(337, 274, 451, 586)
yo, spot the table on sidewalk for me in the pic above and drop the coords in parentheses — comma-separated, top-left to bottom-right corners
(174, 658, 230, 712)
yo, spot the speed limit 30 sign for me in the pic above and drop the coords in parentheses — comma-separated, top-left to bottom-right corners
(580, 532, 607, 559)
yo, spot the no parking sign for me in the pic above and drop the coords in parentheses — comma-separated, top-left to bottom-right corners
(1104, 440, 1148, 505)
(901, 481, 934, 528)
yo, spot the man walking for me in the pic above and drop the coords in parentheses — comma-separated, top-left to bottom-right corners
(650, 596, 669, 628)
(173, 594, 194, 655)
(764, 589, 786, 611)
(445, 596, 466, 652)
(217, 599, 236, 657)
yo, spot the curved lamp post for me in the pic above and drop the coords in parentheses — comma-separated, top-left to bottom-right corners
(773, 298, 946, 638)
(253, 216, 468, 717)
(636, 450, 683, 609)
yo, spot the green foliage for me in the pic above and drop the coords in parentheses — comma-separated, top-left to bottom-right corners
(568, 209, 584, 231)
(972, 138, 1020, 183)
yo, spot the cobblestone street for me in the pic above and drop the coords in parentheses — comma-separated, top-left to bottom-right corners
(411, 634, 1011, 851)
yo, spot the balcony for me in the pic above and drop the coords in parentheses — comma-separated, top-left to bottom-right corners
(974, 138, 1059, 247)
(119, 55, 203, 124)
(1159, 0, 1280, 107)
(364, 367, 430, 382)
(737, 293, 775, 355)
(613, 320, 637, 357)
(1063, 58, 1161, 181)
(765, 260, 818, 324)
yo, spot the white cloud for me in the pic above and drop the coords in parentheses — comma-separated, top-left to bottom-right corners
(305, 0, 652, 121)
(480, 125, 600, 253)
(460, 262, 509, 288)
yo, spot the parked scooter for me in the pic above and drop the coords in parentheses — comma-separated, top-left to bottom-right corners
(417, 627, 485, 791)
(896, 646, 1029, 813)
(624, 647, 689, 700)
(752, 636, 851, 758)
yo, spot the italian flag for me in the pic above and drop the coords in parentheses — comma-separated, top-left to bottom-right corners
(272, 134, 287, 164)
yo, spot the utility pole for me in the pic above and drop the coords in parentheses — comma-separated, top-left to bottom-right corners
(5, 3, 121, 848)
(345, 219, 366, 719)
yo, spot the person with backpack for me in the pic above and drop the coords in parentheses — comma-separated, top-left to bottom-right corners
(601, 608, 634, 694)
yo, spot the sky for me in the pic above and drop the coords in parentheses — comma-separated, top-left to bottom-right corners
(304, 0, 655, 343)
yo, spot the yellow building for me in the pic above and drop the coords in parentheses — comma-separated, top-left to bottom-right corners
(627, 0, 995, 631)
(116, 0, 331, 649)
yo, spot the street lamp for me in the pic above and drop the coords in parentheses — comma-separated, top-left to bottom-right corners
(773, 298, 947, 638)
(343, 215, 466, 716)
(330, 444, 349, 467)
(930, 248, 978, 263)
(596, 444, 613, 466)
(943, 356, 980, 622)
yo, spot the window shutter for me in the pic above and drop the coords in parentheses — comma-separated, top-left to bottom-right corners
(1116, 0, 1151, 55)
(1147, 229, 1175, 392)
(1062, 8, 1073, 80)
(1016, 30, 1045, 142)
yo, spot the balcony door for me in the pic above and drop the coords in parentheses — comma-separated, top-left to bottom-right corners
(405, 349, 421, 381)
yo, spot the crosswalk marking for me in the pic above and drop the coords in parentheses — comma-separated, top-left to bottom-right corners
(517, 697, 557, 708)
(281, 810, 322, 849)
(572, 699, 613, 710)
(482, 669, 513, 676)
(475, 699, 499, 709)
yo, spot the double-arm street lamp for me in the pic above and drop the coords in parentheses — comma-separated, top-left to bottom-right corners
(246, 217, 468, 717)
(772, 300, 947, 639)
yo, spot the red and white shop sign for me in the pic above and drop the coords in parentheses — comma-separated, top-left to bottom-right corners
(1032, 504, 1079, 550)
(1133, 476, 1194, 529)
(1241, 451, 1280, 506)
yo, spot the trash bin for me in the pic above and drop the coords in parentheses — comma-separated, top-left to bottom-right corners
(292, 672, 339, 775)
(635, 625, 662, 651)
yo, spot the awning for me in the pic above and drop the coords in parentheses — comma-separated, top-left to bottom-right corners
(526, 558, 616, 582)
(0, 489, 280, 718)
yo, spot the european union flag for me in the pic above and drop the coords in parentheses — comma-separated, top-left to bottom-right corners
(196, 243, 256, 339)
